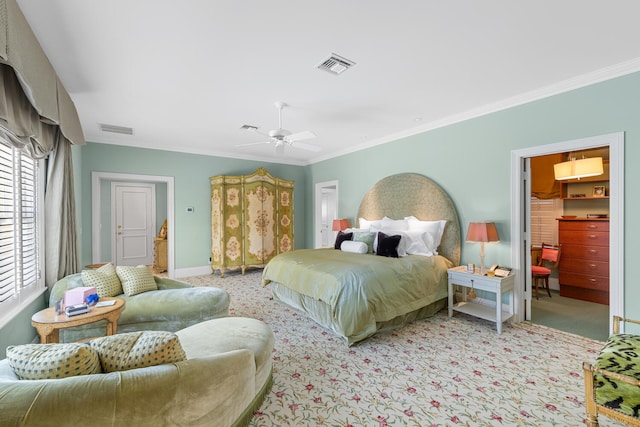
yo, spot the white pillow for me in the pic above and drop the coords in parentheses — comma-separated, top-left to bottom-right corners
(340, 240, 368, 254)
(398, 230, 437, 256)
(358, 218, 383, 231)
(378, 216, 409, 231)
(404, 217, 446, 254)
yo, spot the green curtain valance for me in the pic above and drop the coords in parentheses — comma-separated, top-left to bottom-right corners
(0, 0, 85, 154)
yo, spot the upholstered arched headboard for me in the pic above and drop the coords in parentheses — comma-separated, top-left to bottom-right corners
(356, 173, 461, 266)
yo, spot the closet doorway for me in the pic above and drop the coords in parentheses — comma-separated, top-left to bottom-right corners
(510, 132, 624, 336)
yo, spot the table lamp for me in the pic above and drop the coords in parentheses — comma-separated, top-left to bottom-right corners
(332, 218, 351, 232)
(466, 222, 500, 275)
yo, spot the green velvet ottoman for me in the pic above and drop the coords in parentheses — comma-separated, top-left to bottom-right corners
(584, 316, 640, 426)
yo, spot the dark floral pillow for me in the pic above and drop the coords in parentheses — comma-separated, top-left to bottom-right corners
(334, 231, 353, 250)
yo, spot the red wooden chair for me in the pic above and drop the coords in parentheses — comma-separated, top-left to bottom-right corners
(531, 243, 561, 300)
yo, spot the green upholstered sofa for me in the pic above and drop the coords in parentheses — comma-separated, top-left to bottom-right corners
(48, 273, 230, 342)
(0, 317, 274, 427)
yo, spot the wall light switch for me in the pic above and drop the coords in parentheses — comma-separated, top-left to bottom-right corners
(186, 207, 194, 213)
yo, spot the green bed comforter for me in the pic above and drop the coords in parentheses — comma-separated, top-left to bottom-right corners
(263, 248, 452, 341)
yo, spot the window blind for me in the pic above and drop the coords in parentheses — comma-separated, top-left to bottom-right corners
(0, 141, 39, 304)
(530, 197, 561, 247)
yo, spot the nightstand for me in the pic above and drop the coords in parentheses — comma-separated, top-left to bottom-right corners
(447, 266, 515, 333)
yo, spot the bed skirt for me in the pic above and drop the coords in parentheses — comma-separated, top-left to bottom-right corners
(271, 282, 446, 346)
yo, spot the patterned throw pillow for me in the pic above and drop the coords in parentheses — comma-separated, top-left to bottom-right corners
(90, 331, 187, 373)
(116, 265, 158, 296)
(6, 343, 101, 380)
(82, 263, 123, 297)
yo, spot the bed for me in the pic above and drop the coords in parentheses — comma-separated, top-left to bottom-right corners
(262, 173, 461, 345)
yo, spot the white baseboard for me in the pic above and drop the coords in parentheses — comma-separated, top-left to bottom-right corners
(173, 265, 212, 279)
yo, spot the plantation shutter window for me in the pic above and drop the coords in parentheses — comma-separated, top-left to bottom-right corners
(530, 197, 562, 248)
(0, 140, 40, 305)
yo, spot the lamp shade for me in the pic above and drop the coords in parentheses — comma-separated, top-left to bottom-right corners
(554, 157, 603, 180)
(332, 218, 351, 231)
(466, 222, 500, 243)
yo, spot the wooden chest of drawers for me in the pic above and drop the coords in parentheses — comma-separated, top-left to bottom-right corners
(558, 219, 609, 304)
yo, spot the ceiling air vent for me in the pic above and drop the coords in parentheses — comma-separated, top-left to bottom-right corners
(316, 53, 356, 75)
(99, 123, 134, 135)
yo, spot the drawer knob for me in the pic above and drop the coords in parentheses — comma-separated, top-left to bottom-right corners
(588, 235, 598, 240)
(588, 250, 598, 255)
(590, 278, 597, 283)
(589, 264, 597, 269)
(587, 225, 598, 230)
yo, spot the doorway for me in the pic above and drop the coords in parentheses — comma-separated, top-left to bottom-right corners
(91, 171, 175, 278)
(112, 182, 156, 266)
(510, 132, 624, 335)
(314, 180, 338, 248)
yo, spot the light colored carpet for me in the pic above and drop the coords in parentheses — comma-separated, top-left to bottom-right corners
(182, 270, 624, 427)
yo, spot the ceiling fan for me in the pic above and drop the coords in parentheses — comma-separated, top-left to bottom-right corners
(238, 101, 320, 155)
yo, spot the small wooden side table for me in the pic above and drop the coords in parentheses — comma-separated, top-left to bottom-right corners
(31, 297, 126, 343)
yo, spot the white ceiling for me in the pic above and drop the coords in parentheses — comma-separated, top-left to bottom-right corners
(16, 1, 640, 165)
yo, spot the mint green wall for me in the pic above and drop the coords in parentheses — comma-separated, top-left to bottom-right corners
(0, 296, 44, 359)
(307, 71, 640, 319)
(76, 143, 307, 269)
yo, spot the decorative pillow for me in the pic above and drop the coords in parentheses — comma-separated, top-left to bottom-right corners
(90, 331, 187, 373)
(353, 231, 376, 254)
(334, 231, 353, 250)
(6, 343, 101, 380)
(340, 240, 368, 254)
(82, 263, 123, 297)
(376, 232, 402, 258)
(116, 265, 158, 296)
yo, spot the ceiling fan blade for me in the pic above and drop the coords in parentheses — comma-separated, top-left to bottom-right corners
(236, 140, 271, 147)
(289, 141, 322, 152)
(285, 130, 316, 142)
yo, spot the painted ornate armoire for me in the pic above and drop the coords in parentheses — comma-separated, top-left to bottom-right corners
(210, 168, 294, 277)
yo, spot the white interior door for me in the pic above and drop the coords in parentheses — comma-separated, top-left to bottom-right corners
(315, 181, 338, 248)
(523, 157, 533, 320)
(113, 183, 155, 266)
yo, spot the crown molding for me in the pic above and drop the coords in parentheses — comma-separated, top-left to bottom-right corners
(309, 57, 640, 165)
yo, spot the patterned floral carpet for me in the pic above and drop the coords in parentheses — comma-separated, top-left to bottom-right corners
(182, 270, 624, 427)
